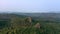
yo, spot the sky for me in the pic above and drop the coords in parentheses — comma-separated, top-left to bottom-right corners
(0, 0, 60, 13)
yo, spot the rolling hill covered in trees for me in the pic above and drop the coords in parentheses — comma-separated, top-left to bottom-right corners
(0, 13, 60, 34)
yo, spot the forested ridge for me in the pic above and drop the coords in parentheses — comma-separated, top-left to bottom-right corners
(0, 13, 60, 34)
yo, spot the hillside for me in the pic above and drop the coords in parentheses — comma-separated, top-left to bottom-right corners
(0, 13, 60, 34)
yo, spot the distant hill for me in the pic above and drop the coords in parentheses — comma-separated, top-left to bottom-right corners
(14, 13, 60, 22)
(0, 13, 60, 22)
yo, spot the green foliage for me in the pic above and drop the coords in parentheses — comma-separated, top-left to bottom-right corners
(0, 14, 60, 34)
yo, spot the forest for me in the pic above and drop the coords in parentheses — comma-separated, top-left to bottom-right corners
(0, 13, 60, 34)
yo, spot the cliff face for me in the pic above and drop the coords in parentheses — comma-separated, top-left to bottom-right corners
(24, 17, 32, 27)
(27, 17, 32, 23)
(34, 23, 40, 28)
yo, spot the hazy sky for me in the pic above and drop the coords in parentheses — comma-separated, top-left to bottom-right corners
(0, 0, 60, 13)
